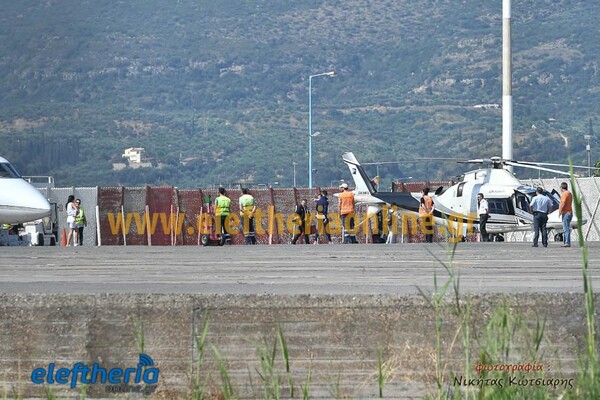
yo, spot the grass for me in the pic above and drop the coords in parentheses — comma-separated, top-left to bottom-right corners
(212, 345, 235, 400)
(301, 368, 312, 400)
(254, 335, 281, 399)
(170, 222, 598, 399)
(377, 346, 392, 398)
(566, 165, 599, 399)
(191, 314, 211, 400)
(277, 325, 294, 399)
(4, 175, 599, 398)
(417, 231, 571, 400)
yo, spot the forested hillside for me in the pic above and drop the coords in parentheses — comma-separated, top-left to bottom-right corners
(1, 0, 599, 187)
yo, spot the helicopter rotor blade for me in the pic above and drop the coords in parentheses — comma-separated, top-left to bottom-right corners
(456, 159, 489, 164)
(361, 158, 465, 165)
(504, 161, 576, 176)
(515, 160, 599, 170)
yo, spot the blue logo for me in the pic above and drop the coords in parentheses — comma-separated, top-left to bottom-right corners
(31, 353, 159, 389)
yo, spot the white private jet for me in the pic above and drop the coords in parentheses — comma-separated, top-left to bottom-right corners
(0, 156, 52, 224)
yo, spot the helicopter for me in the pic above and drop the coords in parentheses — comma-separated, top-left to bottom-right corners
(340, 151, 586, 241)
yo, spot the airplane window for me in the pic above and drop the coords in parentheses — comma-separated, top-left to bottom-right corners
(0, 163, 21, 178)
(457, 182, 466, 197)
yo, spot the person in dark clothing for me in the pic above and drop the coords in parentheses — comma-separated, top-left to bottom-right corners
(371, 210, 385, 243)
(313, 191, 332, 244)
(291, 199, 310, 244)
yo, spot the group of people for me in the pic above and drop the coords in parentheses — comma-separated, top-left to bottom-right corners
(64, 181, 574, 247)
(213, 183, 358, 245)
(477, 182, 573, 247)
(291, 183, 358, 244)
(213, 187, 259, 245)
(528, 182, 573, 248)
(65, 195, 87, 246)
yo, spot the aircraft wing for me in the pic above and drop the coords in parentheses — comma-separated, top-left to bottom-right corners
(370, 192, 421, 213)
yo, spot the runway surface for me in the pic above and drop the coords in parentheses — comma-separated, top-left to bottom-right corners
(0, 242, 597, 294)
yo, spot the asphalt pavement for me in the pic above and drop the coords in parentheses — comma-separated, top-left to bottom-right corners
(0, 242, 597, 294)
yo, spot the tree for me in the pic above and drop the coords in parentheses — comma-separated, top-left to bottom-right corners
(594, 161, 600, 177)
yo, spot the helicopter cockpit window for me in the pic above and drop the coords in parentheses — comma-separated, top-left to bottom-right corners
(456, 182, 466, 197)
(487, 198, 511, 215)
(0, 162, 20, 178)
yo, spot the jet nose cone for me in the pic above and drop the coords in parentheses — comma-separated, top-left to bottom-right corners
(32, 193, 52, 215)
(1, 179, 52, 223)
(28, 187, 52, 218)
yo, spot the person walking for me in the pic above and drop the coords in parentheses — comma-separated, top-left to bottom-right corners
(419, 187, 435, 243)
(529, 187, 552, 248)
(558, 182, 573, 247)
(65, 195, 78, 246)
(313, 191, 332, 244)
(385, 205, 398, 244)
(291, 199, 310, 244)
(75, 199, 87, 246)
(214, 187, 232, 245)
(239, 188, 257, 244)
(338, 183, 357, 244)
(477, 193, 490, 242)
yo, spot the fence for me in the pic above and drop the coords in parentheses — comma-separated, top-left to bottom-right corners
(45, 178, 600, 245)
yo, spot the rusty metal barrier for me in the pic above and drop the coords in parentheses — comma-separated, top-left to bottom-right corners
(91, 184, 469, 245)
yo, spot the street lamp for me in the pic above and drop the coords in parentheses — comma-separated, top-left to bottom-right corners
(585, 135, 592, 177)
(309, 71, 336, 188)
(292, 162, 297, 187)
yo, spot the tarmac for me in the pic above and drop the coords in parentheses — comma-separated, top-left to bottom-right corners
(0, 242, 597, 399)
(0, 242, 597, 294)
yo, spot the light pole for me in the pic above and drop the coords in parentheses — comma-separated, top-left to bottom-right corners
(309, 71, 336, 188)
(292, 162, 297, 187)
(584, 135, 592, 177)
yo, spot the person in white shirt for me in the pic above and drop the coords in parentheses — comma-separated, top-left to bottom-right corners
(477, 193, 490, 242)
(65, 195, 78, 246)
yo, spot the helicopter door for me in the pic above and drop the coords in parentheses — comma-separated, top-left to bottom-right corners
(514, 190, 533, 223)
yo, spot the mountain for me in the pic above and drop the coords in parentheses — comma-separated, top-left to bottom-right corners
(1, 0, 599, 188)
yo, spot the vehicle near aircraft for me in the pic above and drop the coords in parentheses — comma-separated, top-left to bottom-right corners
(0, 156, 53, 245)
(341, 152, 583, 241)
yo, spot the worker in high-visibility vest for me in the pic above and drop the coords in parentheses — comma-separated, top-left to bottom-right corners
(239, 188, 257, 244)
(338, 183, 358, 244)
(75, 198, 87, 246)
(419, 187, 435, 243)
(214, 187, 232, 245)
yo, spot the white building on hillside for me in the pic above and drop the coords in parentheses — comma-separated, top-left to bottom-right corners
(122, 147, 145, 163)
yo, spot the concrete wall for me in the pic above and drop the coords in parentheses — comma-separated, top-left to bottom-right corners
(0, 294, 591, 399)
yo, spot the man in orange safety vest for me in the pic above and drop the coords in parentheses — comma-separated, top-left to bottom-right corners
(339, 183, 358, 244)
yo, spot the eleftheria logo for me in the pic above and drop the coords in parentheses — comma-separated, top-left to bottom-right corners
(31, 353, 159, 389)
